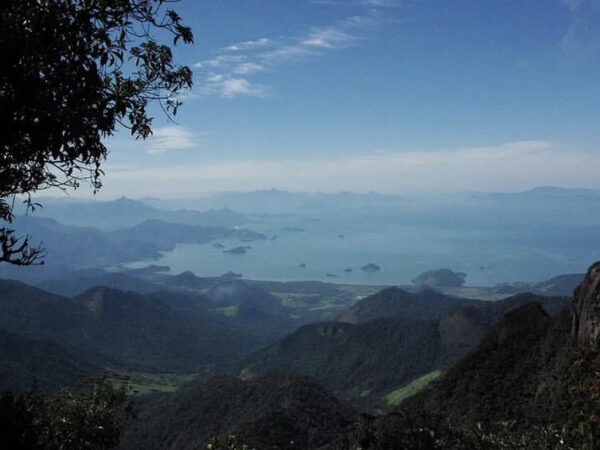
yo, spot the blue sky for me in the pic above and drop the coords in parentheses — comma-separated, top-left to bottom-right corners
(94, 0, 600, 198)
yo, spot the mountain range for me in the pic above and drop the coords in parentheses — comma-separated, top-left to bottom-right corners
(237, 287, 568, 406)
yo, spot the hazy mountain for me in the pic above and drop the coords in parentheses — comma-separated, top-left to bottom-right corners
(143, 189, 407, 215)
(38, 271, 164, 297)
(338, 287, 472, 323)
(33, 269, 350, 338)
(137, 187, 600, 225)
(0, 216, 264, 283)
(0, 280, 269, 372)
(110, 219, 266, 248)
(339, 286, 567, 324)
(120, 374, 357, 450)
(491, 272, 585, 297)
(22, 196, 248, 230)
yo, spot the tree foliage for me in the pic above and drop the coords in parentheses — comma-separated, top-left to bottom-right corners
(0, 374, 133, 450)
(0, 0, 193, 264)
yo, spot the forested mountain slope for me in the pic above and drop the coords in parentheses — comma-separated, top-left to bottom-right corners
(120, 374, 357, 450)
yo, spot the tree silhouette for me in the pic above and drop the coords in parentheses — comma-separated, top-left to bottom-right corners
(0, 0, 193, 264)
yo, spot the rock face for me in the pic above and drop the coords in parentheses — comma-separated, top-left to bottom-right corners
(438, 306, 485, 357)
(572, 261, 600, 349)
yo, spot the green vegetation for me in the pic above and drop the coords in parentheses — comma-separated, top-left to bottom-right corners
(239, 318, 443, 401)
(120, 375, 357, 450)
(205, 435, 254, 450)
(0, 280, 267, 373)
(0, 270, 591, 449)
(0, 375, 132, 450)
(385, 370, 442, 406)
(127, 372, 195, 395)
(0, 0, 192, 265)
(240, 289, 567, 406)
(215, 305, 239, 317)
(346, 303, 600, 449)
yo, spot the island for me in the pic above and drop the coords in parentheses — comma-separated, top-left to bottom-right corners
(212, 242, 225, 249)
(221, 271, 243, 278)
(299, 263, 307, 268)
(361, 263, 381, 273)
(223, 246, 252, 255)
(412, 268, 466, 287)
(344, 268, 353, 273)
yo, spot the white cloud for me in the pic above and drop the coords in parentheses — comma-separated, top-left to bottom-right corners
(224, 38, 273, 52)
(233, 62, 266, 74)
(220, 78, 267, 98)
(193, 54, 246, 69)
(97, 141, 600, 197)
(259, 44, 317, 62)
(146, 126, 195, 154)
(191, 9, 383, 98)
(198, 75, 267, 98)
(302, 26, 358, 48)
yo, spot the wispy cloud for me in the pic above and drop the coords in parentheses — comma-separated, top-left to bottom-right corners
(198, 74, 267, 98)
(302, 26, 359, 48)
(233, 62, 266, 75)
(97, 141, 600, 197)
(191, 8, 384, 98)
(562, 0, 589, 12)
(146, 126, 195, 154)
(223, 37, 273, 52)
(561, 0, 600, 55)
(193, 54, 246, 69)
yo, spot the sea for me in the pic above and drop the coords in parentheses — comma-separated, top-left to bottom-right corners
(129, 212, 594, 286)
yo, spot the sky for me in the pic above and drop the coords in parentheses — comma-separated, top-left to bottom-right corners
(87, 0, 600, 198)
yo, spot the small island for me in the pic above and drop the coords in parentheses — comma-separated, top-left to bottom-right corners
(299, 263, 307, 268)
(361, 263, 381, 273)
(212, 242, 225, 249)
(223, 246, 252, 255)
(344, 268, 353, 273)
(412, 268, 467, 287)
(221, 271, 242, 278)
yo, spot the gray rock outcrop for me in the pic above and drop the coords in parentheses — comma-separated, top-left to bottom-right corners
(572, 261, 600, 349)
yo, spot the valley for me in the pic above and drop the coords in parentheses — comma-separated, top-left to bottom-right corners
(0, 191, 597, 449)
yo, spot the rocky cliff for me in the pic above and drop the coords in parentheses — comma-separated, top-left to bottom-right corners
(572, 261, 600, 349)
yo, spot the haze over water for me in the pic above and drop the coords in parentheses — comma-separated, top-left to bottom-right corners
(132, 198, 596, 286)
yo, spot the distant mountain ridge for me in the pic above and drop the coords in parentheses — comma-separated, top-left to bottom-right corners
(340, 286, 567, 324)
(0, 216, 264, 282)
(20, 196, 247, 230)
